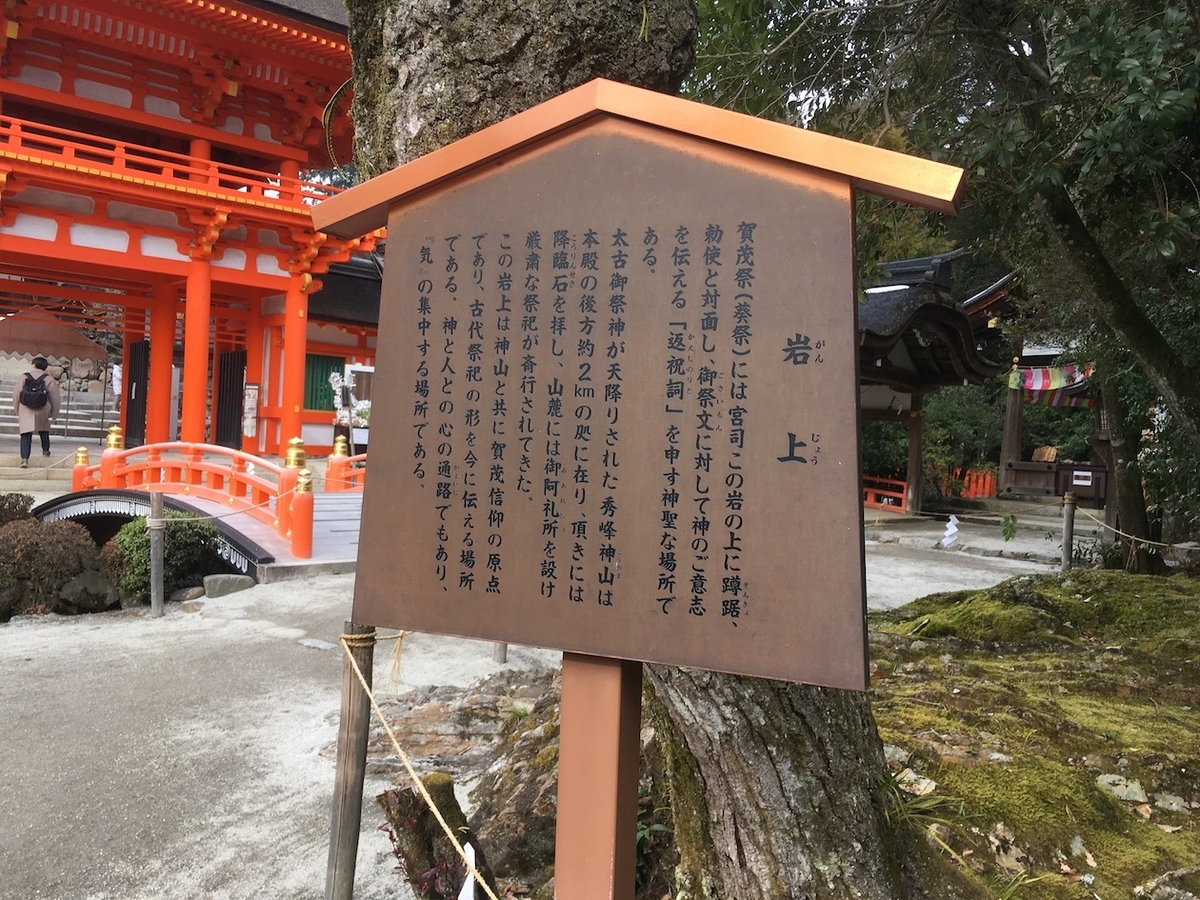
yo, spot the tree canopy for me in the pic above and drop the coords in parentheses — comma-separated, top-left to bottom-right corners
(689, 0, 1200, 458)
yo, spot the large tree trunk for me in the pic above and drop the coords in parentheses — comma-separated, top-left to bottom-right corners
(344, 4, 967, 896)
(1094, 369, 1167, 575)
(644, 667, 979, 900)
(347, 0, 699, 180)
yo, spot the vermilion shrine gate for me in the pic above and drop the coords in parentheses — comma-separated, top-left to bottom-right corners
(0, 0, 374, 454)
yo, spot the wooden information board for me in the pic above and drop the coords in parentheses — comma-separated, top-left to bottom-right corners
(315, 80, 966, 900)
(352, 118, 869, 689)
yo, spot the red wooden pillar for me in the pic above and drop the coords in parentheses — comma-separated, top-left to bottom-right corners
(181, 138, 218, 444)
(279, 159, 307, 451)
(280, 277, 308, 447)
(290, 468, 314, 558)
(147, 282, 177, 443)
(281, 159, 301, 202)
(257, 320, 285, 454)
(181, 258, 212, 443)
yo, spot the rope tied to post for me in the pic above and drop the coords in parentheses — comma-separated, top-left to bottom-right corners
(1076, 507, 1191, 553)
(340, 630, 376, 650)
(337, 630, 501, 900)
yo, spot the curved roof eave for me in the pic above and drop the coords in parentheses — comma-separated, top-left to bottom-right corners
(859, 299, 1003, 387)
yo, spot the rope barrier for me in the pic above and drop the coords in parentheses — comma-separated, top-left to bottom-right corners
(320, 477, 366, 488)
(866, 504, 1194, 557)
(338, 631, 501, 900)
(1075, 507, 1190, 553)
(385, 630, 408, 698)
(144, 486, 298, 526)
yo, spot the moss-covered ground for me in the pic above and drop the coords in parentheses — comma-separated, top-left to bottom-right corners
(869, 570, 1200, 898)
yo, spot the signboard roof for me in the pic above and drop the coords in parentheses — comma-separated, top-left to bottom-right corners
(312, 78, 965, 240)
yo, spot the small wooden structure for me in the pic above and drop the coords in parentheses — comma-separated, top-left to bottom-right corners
(998, 356, 1103, 502)
(315, 79, 966, 899)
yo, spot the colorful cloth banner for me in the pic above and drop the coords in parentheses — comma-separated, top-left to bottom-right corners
(1022, 390, 1096, 408)
(1009, 363, 1096, 408)
(1008, 362, 1093, 391)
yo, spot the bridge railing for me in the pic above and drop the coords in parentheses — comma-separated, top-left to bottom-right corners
(324, 435, 367, 492)
(73, 430, 314, 559)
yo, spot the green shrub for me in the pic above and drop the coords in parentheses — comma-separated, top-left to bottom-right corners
(0, 518, 99, 618)
(0, 493, 34, 528)
(99, 511, 224, 604)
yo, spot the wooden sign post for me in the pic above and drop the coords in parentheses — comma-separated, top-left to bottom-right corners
(556, 655, 642, 900)
(314, 78, 965, 899)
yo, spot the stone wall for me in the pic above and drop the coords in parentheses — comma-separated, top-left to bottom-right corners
(0, 352, 113, 395)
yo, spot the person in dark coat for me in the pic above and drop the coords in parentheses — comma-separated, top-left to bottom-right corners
(11, 355, 62, 467)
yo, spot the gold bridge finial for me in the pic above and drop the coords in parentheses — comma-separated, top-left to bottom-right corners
(284, 437, 306, 468)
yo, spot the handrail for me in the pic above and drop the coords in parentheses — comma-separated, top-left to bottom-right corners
(325, 452, 367, 492)
(0, 115, 341, 208)
(72, 441, 313, 558)
(863, 475, 907, 514)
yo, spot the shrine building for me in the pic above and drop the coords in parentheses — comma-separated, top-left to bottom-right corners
(0, 0, 374, 454)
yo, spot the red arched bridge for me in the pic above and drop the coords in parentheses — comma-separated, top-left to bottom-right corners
(33, 430, 367, 583)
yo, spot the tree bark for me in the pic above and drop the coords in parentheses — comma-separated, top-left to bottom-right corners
(347, 0, 699, 180)
(1094, 370, 1167, 575)
(644, 667, 944, 900)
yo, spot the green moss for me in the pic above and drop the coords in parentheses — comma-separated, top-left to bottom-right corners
(872, 571, 1200, 654)
(1054, 693, 1200, 752)
(870, 571, 1200, 897)
(532, 744, 558, 771)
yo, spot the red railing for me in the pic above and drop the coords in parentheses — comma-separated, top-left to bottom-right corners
(957, 468, 997, 499)
(863, 476, 907, 514)
(0, 115, 341, 209)
(325, 452, 367, 492)
(73, 439, 313, 559)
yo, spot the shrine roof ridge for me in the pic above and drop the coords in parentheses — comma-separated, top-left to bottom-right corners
(229, 0, 348, 32)
(313, 79, 967, 240)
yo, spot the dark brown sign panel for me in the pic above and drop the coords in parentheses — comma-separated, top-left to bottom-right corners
(354, 119, 868, 689)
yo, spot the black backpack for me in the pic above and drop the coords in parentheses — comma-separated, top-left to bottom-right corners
(20, 373, 49, 410)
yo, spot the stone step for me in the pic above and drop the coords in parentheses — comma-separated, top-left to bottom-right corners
(1, 398, 118, 418)
(1, 404, 116, 415)
(0, 422, 113, 440)
(0, 466, 73, 481)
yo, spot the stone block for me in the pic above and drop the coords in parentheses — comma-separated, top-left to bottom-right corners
(203, 574, 256, 598)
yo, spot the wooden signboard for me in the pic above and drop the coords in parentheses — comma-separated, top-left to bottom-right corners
(355, 121, 867, 688)
(314, 79, 966, 900)
(317, 80, 965, 692)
